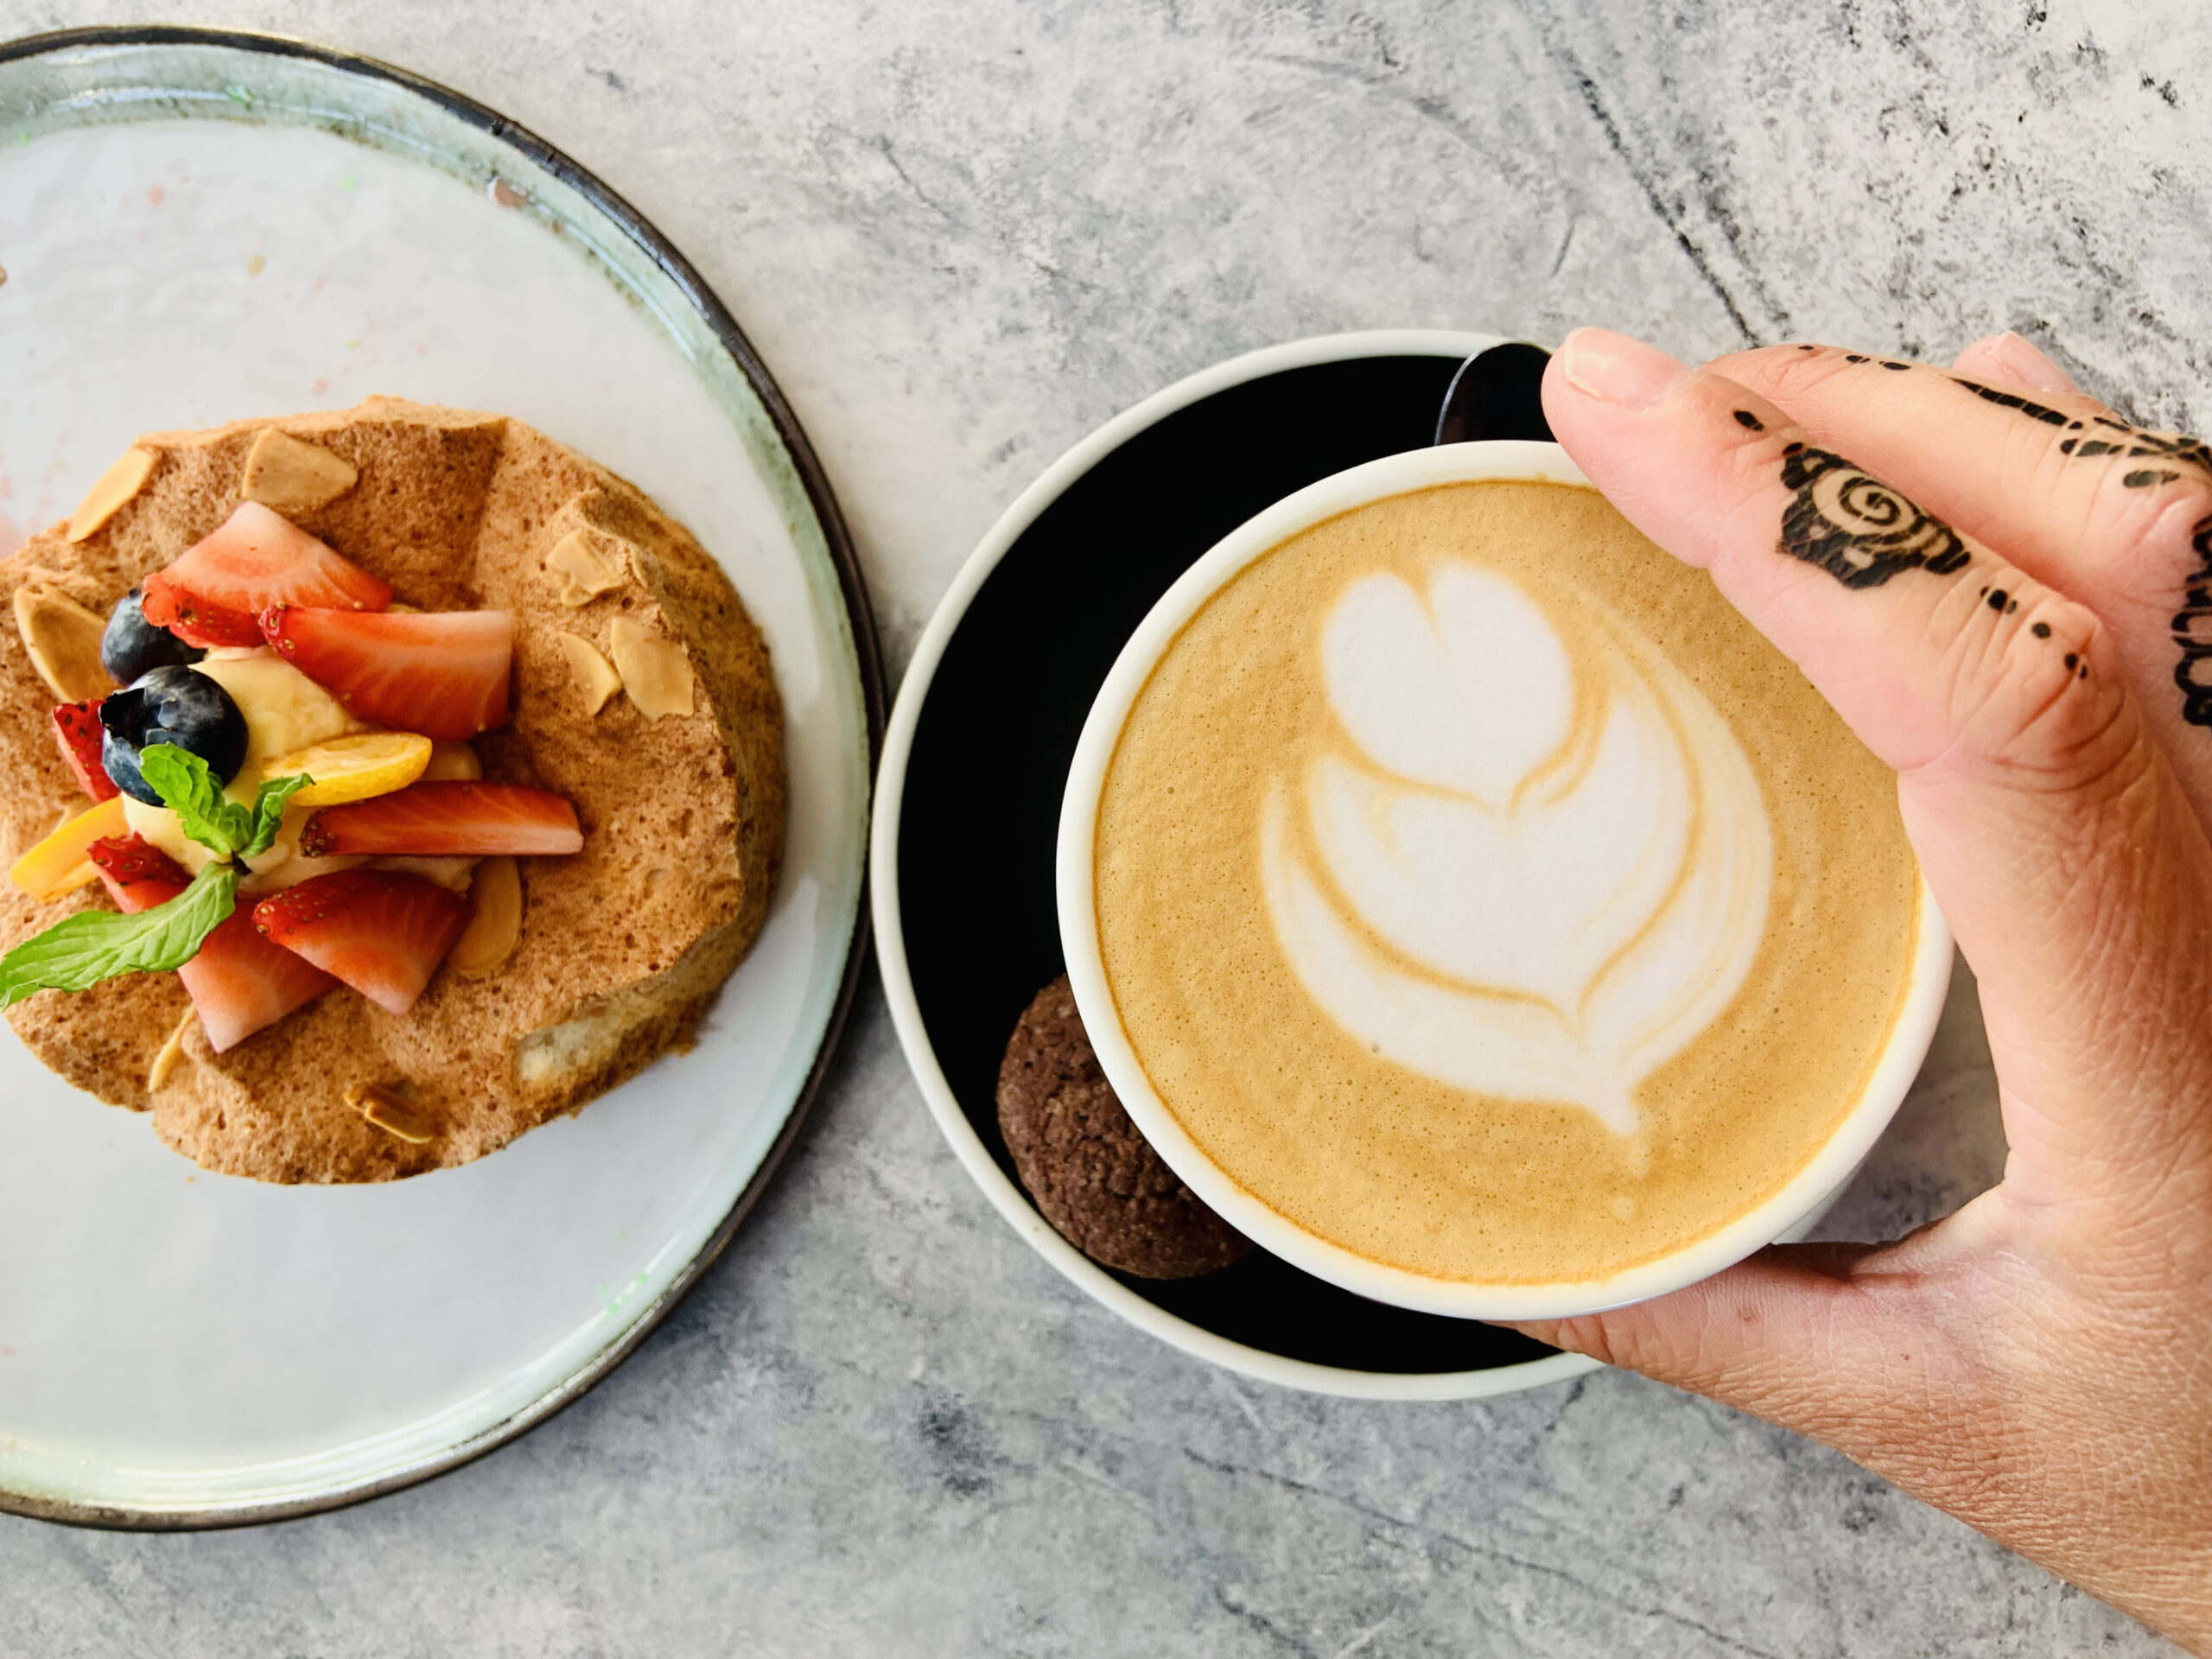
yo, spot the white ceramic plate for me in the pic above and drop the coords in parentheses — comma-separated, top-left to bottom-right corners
(0, 29, 880, 1525)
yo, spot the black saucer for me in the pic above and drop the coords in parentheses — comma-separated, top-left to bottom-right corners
(893, 349, 1560, 1377)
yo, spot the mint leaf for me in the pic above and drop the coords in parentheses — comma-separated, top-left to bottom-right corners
(139, 745, 252, 859)
(242, 772, 313, 859)
(0, 862, 237, 1008)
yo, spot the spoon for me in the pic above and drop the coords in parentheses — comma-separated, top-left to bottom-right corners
(1434, 341, 1554, 446)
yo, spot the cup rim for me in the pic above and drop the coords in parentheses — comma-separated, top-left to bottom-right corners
(1056, 440, 1956, 1322)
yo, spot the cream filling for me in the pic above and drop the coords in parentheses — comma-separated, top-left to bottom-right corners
(119, 649, 478, 896)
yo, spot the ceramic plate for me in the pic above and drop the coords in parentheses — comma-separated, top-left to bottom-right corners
(874, 330, 1603, 1399)
(0, 28, 881, 1524)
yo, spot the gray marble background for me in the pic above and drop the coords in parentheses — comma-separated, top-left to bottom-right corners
(3, 1, 2201, 1653)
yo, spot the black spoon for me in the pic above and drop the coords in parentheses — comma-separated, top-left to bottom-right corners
(1434, 340, 1554, 445)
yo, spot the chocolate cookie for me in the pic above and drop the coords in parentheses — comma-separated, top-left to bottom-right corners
(996, 975, 1253, 1279)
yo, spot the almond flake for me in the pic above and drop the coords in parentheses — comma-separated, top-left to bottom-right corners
(346, 1081, 437, 1143)
(453, 855, 523, 976)
(66, 447, 158, 542)
(556, 630, 623, 715)
(147, 1007, 198, 1095)
(608, 615, 695, 721)
(542, 530, 628, 607)
(13, 579, 115, 700)
(239, 428, 359, 515)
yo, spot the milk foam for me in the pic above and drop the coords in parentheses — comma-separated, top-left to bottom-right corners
(1259, 563, 1773, 1135)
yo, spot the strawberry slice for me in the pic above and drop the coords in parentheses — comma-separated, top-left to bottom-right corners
(53, 702, 120, 802)
(253, 869, 470, 1015)
(87, 836, 335, 1050)
(142, 502, 392, 648)
(184, 911, 340, 1051)
(300, 781, 583, 858)
(146, 597, 265, 651)
(88, 835, 189, 910)
(262, 607, 513, 741)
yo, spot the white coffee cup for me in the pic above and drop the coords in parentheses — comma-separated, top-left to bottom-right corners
(1056, 440, 1955, 1322)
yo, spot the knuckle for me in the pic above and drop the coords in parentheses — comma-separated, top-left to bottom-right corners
(2103, 467, 2212, 589)
(1922, 575, 2149, 791)
(1710, 341, 1860, 405)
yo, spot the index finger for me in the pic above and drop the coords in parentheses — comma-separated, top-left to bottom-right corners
(1542, 328, 2212, 1199)
(1543, 328, 2120, 783)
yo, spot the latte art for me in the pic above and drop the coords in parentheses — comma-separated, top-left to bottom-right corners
(1260, 564, 1773, 1136)
(1090, 480, 1920, 1286)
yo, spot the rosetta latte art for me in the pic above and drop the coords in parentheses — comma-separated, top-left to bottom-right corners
(1259, 563, 1774, 1137)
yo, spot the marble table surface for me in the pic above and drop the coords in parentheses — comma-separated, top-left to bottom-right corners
(3, 2, 2199, 1653)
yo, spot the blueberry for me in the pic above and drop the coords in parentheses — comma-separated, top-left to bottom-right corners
(99, 666, 247, 807)
(100, 588, 204, 685)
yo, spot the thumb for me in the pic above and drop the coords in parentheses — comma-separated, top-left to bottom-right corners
(1541, 328, 2212, 1205)
(1505, 1220, 2012, 1508)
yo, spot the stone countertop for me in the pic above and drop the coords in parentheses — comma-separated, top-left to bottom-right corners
(1, 3, 2195, 1653)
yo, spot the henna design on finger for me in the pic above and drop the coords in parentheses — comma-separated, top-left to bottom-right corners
(1732, 410, 1764, 431)
(1953, 378, 2071, 427)
(1777, 445, 1969, 588)
(1947, 372, 2212, 719)
(2176, 518, 2212, 727)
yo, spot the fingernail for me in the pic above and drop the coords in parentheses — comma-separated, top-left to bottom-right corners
(1555, 327, 1692, 410)
(1975, 331, 2079, 397)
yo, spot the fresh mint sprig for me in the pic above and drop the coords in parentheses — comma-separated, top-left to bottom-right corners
(138, 746, 312, 861)
(0, 749, 315, 1007)
(0, 862, 237, 1008)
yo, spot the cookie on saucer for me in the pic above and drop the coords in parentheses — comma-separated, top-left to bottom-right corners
(996, 975, 1252, 1280)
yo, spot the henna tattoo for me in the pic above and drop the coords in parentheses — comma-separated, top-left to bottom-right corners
(1953, 377, 2069, 426)
(2177, 518, 2212, 726)
(1732, 409, 1764, 431)
(1948, 374, 2212, 722)
(1777, 445, 1969, 588)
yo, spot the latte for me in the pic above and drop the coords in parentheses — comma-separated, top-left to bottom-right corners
(1090, 480, 1921, 1285)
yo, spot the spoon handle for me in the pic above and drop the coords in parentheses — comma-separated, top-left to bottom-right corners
(1435, 342, 1555, 446)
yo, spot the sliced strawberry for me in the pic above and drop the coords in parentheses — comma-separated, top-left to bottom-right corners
(89, 835, 189, 911)
(145, 597, 265, 650)
(87, 836, 334, 1050)
(184, 910, 340, 1051)
(300, 781, 582, 859)
(262, 607, 513, 741)
(253, 869, 470, 1015)
(142, 502, 392, 647)
(54, 702, 120, 802)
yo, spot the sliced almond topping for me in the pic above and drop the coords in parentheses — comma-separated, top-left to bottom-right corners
(346, 1081, 438, 1144)
(542, 529, 629, 607)
(66, 447, 158, 542)
(13, 580, 115, 701)
(147, 1007, 198, 1094)
(240, 428, 359, 515)
(421, 740, 484, 783)
(453, 855, 523, 976)
(608, 615, 695, 721)
(556, 630, 623, 715)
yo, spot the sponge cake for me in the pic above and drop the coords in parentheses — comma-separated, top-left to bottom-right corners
(0, 397, 785, 1182)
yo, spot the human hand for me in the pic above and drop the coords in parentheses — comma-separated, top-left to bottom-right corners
(1509, 326, 2212, 1651)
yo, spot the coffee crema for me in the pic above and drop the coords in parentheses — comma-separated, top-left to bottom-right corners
(1092, 480, 1920, 1285)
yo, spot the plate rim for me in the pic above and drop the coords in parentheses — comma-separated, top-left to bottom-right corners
(0, 22, 887, 1530)
(869, 327, 1603, 1401)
